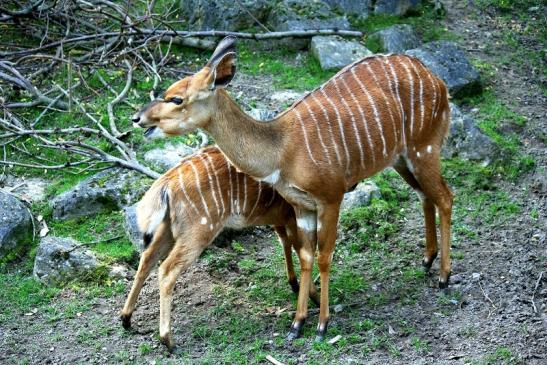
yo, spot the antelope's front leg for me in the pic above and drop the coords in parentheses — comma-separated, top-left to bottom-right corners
(287, 209, 317, 341)
(315, 202, 341, 341)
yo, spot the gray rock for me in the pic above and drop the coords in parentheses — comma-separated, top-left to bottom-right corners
(322, 0, 372, 17)
(341, 181, 381, 212)
(248, 108, 277, 121)
(0, 191, 32, 259)
(442, 103, 494, 162)
(406, 41, 481, 98)
(268, 0, 351, 49)
(368, 24, 421, 53)
(144, 143, 194, 171)
(33, 236, 101, 285)
(123, 204, 144, 252)
(311, 36, 373, 71)
(375, 0, 421, 16)
(180, 0, 272, 31)
(51, 169, 152, 221)
(270, 90, 305, 105)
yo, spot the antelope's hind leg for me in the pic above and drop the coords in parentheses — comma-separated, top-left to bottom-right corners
(393, 159, 438, 272)
(120, 222, 174, 329)
(158, 237, 208, 352)
(405, 155, 454, 288)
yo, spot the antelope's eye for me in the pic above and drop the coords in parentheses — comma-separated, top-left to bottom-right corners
(169, 97, 183, 105)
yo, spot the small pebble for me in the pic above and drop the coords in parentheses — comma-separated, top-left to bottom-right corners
(334, 304, 344, 313)
(472, 273, 481, 281)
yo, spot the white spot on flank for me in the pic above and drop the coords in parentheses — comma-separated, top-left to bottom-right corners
(200, 217, 207, 225)
(427, 145, 432, 153)
(209, 224, 213, 230)
(417, 151, 421, 158)
(260, 169, 281, 185)
(297, 216, 317, 232)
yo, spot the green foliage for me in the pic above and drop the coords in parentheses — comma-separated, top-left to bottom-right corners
(239, 45, 335, 91)
(353, 2, 456, 45)
(0, 271, 59, 323)
(47, 211, 137, 264)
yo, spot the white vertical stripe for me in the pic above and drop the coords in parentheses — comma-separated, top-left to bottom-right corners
(384, 57, 407, 147)
(235, 169, 240, 214)
(302, 99, 332, 165)
(364, 61, 398, 147)
(227, 163, 234, 215)
(398, 57, 415, 141)
(247, 181, 263, 219)
(242, 174, 248, 214)
(350, 67, 388, 157)
(380, 56, 404, 124)
(267, 189, 276, 207)
(205, 153, 226, 219)
(199, 154, 220, 219)
(334, 77, 365, 171)
(319, 87, 350, 171)
(177, 167, 200, 216)
(340, 76, 375, 169)
(310, 93, 342, 165)
(188, 160, 212, 224)
(294, 108, 320, 166)
(407, 59, 424, 134)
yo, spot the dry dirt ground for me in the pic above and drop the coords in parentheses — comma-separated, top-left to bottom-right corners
(1, 2, 546, 364)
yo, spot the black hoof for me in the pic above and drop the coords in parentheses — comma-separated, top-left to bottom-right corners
(439, 273, 450, 289)
(160, 336, 175, 352)
(120, 314, 132, 330)
(286, 320, 304, 341)
(422, 252, 438, 272)
(289, 279, 300, 294)
(315, 321, 328, 342)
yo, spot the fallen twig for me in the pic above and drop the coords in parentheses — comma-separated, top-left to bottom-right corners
(530, 271, 543, 314)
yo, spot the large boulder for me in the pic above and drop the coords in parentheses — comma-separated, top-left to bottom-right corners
(322, 0, 372, 17)
(374, 0, 421, 16)
(33, 236, 101, 285)
(443, 103, 494, 161)
(0, 191, 32, 260)
(180, 0, 272, 31)
(51, 169, 152, 221)
(341, 181, 381, 212)
(311, 36, 373, 71)
(406, 41, 482, 98)
(368, 24, 421, 53)
(144, 143, 194, 171)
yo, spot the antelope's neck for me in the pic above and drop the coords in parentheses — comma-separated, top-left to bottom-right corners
(205, 89, 284, 179)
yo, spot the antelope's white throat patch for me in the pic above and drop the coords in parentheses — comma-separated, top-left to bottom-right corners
(260, 169, 280, 185)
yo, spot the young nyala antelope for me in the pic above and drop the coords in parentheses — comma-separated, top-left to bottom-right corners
(120, 146, 316, 351)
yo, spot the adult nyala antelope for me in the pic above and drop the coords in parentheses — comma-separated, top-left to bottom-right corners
(120, 146, 322, 350)
(132, 37, 453, 341)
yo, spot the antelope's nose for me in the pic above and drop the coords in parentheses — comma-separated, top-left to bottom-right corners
(131, 114, 141, 124)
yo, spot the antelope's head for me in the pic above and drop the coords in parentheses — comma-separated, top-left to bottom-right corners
(132, 37, 237, 139)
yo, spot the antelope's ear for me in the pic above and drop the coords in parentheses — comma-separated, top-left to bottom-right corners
(206, 36, 237, 88)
